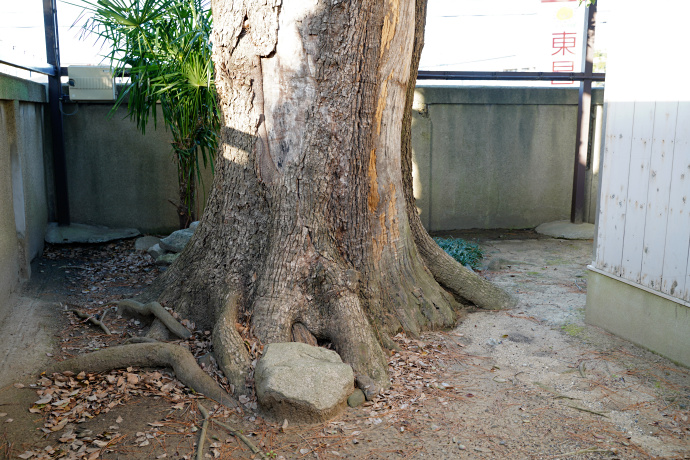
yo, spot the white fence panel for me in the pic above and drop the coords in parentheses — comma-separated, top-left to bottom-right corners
(620, 102, 655, 282)
(595, 101, 635, 275)
(640, 102, 679, 290)
(661, 102, 690, 299)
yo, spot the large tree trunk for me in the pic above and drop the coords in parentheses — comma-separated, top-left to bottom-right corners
(147, 0, 513, 398)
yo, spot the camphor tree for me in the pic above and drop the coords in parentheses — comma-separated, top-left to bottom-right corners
(55, 0, 514, 403)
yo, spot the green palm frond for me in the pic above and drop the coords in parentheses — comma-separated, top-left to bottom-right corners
(68, 0, 218, 226)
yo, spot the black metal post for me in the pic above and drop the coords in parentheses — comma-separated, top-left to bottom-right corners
(571, 3, 597, 224)
(43, 0, 70, 226)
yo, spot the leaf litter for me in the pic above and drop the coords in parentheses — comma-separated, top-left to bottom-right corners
(6, 237, 690, 459)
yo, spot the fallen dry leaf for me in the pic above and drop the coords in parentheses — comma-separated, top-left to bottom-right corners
(49, 418, 68, 431)
(35, 396, 52, 405)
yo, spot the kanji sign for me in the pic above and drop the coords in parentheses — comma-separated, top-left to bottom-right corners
(539, 1, 585, 85)
(552, 32, 577, 56)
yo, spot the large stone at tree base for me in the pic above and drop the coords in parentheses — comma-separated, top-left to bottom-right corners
(159, 228, 195, 253)
(255, 342, 354, 424)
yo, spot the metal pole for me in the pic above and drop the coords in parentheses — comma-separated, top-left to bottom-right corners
(43, 0, 70, 226)
(571, 3, 597, 224)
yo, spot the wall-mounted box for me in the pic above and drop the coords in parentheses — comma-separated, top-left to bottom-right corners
(68, 66, 116, 101)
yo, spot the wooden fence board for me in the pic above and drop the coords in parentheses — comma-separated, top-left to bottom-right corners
(640, 102, 678, 290)
(661, 102, 690, 299)
(619, 102, 655, 282)
(595, 101, 635, 275)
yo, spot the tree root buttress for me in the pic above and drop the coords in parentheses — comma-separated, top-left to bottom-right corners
(47, 342, 236, 408)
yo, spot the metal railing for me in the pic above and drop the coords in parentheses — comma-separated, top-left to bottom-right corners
(417, 71, 605, 82)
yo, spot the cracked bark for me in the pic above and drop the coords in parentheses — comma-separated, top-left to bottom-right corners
(137, 0, 514, 399)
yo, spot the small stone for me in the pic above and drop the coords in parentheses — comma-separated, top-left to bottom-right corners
(156, 253, 180, 265)
(458, 444, 466, 450)
(159, 228, 195, 253)
(197, 353, 217, 370)
(147, 243, 166, 259)
(135, 236, 161, 252)
(347, 389, 366, 408)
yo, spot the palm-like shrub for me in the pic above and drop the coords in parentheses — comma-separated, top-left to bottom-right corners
(74, 0, 219, 228)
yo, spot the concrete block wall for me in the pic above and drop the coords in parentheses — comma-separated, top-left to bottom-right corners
(0, 73, 50, 306)
(60, 101, 213, 234)
(411, 86, 603, 231)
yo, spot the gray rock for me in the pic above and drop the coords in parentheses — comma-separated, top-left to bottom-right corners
(189, 221, 200, 230)
(147, 243, 165, 259)
(484, 258, 507, 271)
(135, 236, 161, 252)
(198, 352, 217, 370)
(255, 342, 354, 424)
(347, 389, 366, 408)
(45, 222, 139, 244)
(159, 228, 195, 253)
(535, 220, 594, 240)
(155, 253, 180, 265)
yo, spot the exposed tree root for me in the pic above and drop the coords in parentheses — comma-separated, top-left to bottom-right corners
(116, 300, 192, 339)
(399, 0, 516, 313)
(67, 308, 111, 335)
(212, 295, 250, 395)
(415, 235, 517, 310)
(47, 343, 236, 409)
(195, 403, 210, 460)
(214, 419, 266, 458)
(124, 336, 160, 344)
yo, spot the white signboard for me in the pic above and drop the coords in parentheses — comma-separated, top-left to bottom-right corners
(540, 0, 586, 85)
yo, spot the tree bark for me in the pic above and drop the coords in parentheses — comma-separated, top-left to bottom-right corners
(145, 0, 513, 399)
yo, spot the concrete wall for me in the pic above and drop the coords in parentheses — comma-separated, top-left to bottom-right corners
(62, 87, 601, 234)
(411, 86, 603, 231)
(587, 269, 690, 367)
(61, 101, 213, 234)
(0, 73, 49, 306)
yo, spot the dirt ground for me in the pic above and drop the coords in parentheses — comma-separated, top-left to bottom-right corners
(1, 231, 688, 459)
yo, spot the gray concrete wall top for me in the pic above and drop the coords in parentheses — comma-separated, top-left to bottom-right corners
(0, 73, 47, 103)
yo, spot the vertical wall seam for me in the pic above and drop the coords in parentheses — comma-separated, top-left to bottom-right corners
(637, 102, 657, 283)
(659, 101, 680, 291)
(618, 101, 637, 277)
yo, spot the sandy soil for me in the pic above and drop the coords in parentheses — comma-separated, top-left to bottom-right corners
(0, 232, 688, 459)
